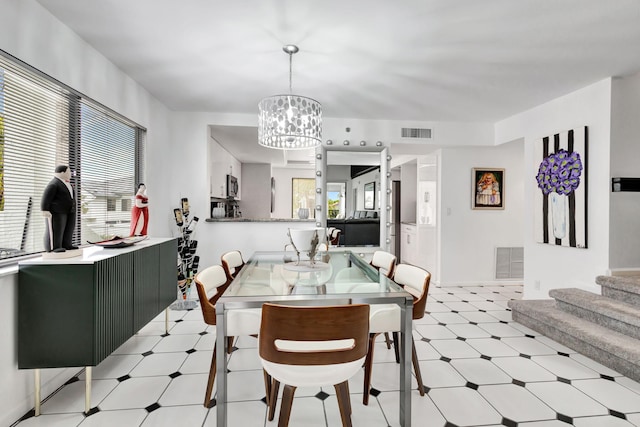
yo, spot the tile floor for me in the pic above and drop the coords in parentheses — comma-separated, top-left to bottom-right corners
(12, 284, 640, 427)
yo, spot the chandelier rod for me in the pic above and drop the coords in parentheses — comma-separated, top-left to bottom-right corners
(288, 50, 293, 94)
(283, 44, 299, 94)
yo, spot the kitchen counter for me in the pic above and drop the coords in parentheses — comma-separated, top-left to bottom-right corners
(206, 218, 316, 223)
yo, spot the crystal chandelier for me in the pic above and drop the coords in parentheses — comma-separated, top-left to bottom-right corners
(258, 45, 322, 149)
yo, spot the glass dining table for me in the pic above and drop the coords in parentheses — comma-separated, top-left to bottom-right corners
(215, 250, 414, 426)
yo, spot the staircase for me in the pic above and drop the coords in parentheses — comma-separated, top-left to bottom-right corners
(508, 275, 640, 382)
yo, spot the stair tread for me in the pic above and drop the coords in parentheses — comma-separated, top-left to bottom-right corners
(596, 275, 640, 294)
(549, 288, 640, 327)
(508, 299, 640, 363)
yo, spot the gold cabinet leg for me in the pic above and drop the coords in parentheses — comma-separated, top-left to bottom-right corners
(34, 369, 41, 416)
(85, 366, 92, 414)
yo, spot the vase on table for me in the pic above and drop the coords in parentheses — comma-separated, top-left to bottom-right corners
(549, 192, 567, 239)
(287, 227, 326, 265)
(297, 208, 309, 219)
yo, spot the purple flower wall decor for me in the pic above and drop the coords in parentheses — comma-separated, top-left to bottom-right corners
(536, 149, 583, 195)
(533, 127, 588, 249)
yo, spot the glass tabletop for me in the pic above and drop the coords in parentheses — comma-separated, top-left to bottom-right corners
(215, 250, 414, 427)
(222, 250, 406, 299)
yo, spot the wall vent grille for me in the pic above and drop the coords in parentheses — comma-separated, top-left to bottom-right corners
(401, 128, 432, 139)
(495, 247, 524, 279)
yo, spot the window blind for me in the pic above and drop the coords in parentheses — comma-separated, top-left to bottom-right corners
(79, 101, 137, 242)
(0, 51, 145, 263)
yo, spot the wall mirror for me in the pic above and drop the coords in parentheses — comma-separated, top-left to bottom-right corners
(316, 145, 390, 249)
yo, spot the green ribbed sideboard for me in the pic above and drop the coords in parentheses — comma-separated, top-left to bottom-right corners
(18, 237, 177, 369)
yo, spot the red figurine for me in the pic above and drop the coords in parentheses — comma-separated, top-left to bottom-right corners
(130, 183, 149, 236)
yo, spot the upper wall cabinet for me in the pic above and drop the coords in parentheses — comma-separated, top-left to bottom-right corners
(209, 137, 242, 200)
(417, 155, 438, 226)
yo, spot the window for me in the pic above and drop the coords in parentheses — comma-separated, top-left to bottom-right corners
(122, 198, 131, 212)
(326, 182, 346, 219)
(0, 52, 145, 263)
(291, 178, 315, 219)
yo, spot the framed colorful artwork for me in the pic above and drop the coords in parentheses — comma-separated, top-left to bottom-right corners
(534, 126, 588, 248)
(472, 168, 505, 210)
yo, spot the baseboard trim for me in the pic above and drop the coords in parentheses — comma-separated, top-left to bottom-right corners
(608, 268, 640, 277)
(437, 280, 523, 287)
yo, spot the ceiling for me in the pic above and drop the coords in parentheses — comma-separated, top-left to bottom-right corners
(36, 0, 640, 162)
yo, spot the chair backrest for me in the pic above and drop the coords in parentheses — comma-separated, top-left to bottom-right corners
(259, 303, 369, 366)
(221, 250, 245, 280)
(392, 264, 431, 320)
(370, 250, 397, 278)
(332, 228, 341, 243)
(194, 265, 231, 325)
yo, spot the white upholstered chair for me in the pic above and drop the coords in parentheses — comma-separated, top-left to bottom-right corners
(370, 250, 397, 278)
(221, 250, 245, 281)
(194, 265, 261, 407)
(362, 263, 431, 405)
(369, 250, 398, 354)
(329, 227, 341, 245)
(260, 303, 370, 427)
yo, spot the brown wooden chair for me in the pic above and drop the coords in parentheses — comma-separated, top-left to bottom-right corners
(362, 263, 431, 405)
(221, 250, 245, 281)
(194, 265, 261, 407)
(259, 303, 370, 427)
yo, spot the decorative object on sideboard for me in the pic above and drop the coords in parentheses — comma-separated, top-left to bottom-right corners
(258, 44, 322, 150)
(171, 197, 200, 309)
(129, 183, 149, 236)
(88, 235, 147, 248)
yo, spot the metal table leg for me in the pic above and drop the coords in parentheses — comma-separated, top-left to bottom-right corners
(400, 296, 412, 426)
(216, 302, 227, 426)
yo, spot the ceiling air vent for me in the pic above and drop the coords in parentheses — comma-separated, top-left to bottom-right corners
(401, 127, 432, 139)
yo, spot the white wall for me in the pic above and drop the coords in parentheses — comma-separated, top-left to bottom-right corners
(0, 1, 173, 425)
(609, 72, 640, 270)
(240, 163, 271, 218)
(495, 78, 613, 298)
(400, 161, 417, 223)
(438, 140, 524, 286)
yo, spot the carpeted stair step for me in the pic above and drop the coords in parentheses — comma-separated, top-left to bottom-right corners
(549, 288, 640, 340)
(508, 299, 640, 382)
(596, 275, 640, 307)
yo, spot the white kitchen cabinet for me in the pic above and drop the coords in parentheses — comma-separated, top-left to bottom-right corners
(400, 223, 417, 265)
(398, 154, 439, 279)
